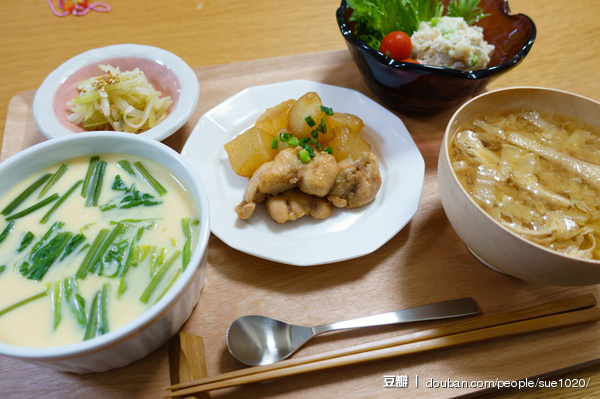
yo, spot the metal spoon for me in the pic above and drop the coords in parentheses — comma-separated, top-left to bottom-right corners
(226, 297, 479, 366)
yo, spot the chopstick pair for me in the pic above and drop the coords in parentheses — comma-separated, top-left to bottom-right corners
(164, 294, 599, 397)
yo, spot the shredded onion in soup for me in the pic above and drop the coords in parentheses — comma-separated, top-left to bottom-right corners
(450, 110, 600, 260)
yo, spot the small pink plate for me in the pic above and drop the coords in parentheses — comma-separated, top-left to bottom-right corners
(33, 44, 199, 141)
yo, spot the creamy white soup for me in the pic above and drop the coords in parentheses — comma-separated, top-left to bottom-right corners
(0, 154, 199, 347)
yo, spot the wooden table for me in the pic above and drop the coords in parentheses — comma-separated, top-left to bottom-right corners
(0, 1, 599, 398)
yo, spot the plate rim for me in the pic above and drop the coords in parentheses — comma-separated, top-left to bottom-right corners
(32, 43, 200, 142)
(182, 79, 425, 266)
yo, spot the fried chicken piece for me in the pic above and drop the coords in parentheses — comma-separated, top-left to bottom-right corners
(327, 152, 382, 208)
(266, 189, 332, 223)
(235, 161, 273, 219)
(259, 148, 338, 197)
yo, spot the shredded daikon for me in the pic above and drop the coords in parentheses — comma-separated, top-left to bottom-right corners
(66, 65, 172, 134)
(450, 110, 600, 260)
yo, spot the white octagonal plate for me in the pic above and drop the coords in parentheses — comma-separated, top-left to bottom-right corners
(182, 80, 424, 266)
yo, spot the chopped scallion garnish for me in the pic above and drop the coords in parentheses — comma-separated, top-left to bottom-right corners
(325, 147, 333, 154)
(306, 146, 316, 158)
(305, 115, 316, 127)
(288, 137, 299, 147)
(311, 130, 319, 139)
(271, 137, 278, 149)
(299, 149, 311, 164)
(320, 118, 327, 134)
(320, 105, 334, 116)
(279, 132, 291, 142)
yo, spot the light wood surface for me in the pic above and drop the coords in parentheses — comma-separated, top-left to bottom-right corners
(0, 1, 599, 398)
(169, 332, 209, 399)
(165, 295, 598, 395)
(3, 50, 600, 399)
(167, 308, 600, 396)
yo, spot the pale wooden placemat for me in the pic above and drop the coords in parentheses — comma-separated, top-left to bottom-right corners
(2, 50, 599, 398)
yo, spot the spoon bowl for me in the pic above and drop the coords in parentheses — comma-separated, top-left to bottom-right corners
(226, 297, 479, 366)
(226, 316, 315, 366)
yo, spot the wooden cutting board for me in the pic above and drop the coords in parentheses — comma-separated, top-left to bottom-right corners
(1, 50, 600, 398)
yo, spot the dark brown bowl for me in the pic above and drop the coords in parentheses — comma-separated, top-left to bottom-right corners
(336, 0, 536, 114)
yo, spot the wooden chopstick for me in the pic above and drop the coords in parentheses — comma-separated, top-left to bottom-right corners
(164, 307, 600, 397)
(166, 294, 596, 394)
(165, 305, 600, 397)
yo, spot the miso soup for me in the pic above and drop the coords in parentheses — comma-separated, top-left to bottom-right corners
(450, 110, 600, 260)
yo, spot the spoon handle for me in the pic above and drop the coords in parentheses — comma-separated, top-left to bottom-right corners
(311, 297, 479, 334)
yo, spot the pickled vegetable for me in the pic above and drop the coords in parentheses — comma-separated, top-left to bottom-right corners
(66, 65, 172, 134)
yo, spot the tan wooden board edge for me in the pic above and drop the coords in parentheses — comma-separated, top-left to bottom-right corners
(1, 50, 600, 399)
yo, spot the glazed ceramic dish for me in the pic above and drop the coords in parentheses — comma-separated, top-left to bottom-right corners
(336, 0, 536, 113)
(32, 44, 199, 141)
(0, 133, 210, 372)
(438, 87, 600, 286)
(182, 80, 425, 266)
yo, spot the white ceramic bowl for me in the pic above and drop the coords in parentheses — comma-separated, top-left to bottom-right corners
(33, 44, 199, 141)
(438, 87, 600, 286)
(0, 132, 210, 372)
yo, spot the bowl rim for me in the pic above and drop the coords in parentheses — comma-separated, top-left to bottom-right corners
(336, 0, 537, 80)
(32, 43, 200, 141)
(0, 132, 210, 360)
(442, 86, 600, 265)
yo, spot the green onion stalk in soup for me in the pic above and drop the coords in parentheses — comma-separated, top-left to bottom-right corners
(0, 154, 200, 347)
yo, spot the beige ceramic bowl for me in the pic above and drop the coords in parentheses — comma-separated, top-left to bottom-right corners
(438, 87, 600, 286)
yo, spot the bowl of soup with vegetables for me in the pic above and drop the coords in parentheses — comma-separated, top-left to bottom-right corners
(0, 132, 209, 372)
(439, 87, 600, 286)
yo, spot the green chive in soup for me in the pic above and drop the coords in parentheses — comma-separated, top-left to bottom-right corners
(0, 154, 199, 347)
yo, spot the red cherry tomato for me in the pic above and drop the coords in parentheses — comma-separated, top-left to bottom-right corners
(379, 31, 412, 61)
